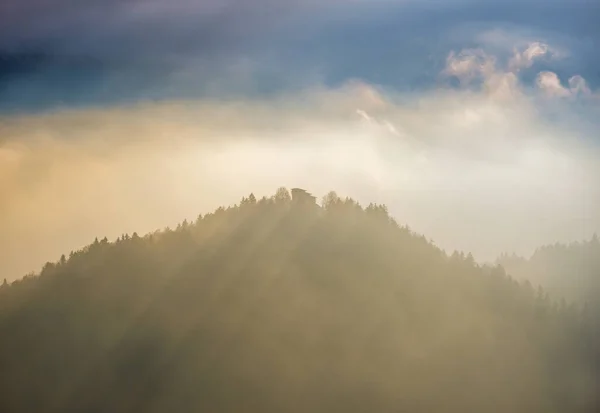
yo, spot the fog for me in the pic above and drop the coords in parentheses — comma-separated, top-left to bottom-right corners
(1, 44, 599, 280)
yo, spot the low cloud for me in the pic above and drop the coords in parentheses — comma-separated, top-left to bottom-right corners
(1, 42, 599, 280)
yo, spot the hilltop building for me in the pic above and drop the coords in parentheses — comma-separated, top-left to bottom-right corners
(291, 188, 317, 205)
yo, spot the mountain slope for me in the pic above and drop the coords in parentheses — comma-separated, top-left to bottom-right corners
(0, 188, 596, 413)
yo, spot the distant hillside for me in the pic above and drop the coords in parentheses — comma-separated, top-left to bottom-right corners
(498, 235, 600, 305)
(0, 188, 597, 413)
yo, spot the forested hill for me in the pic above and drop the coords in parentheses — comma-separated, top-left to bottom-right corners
(0, 188, 597, 413)
(498, 236, 600, 306)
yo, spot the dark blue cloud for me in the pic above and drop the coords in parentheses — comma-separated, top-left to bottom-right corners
(0, 0, 597, 112)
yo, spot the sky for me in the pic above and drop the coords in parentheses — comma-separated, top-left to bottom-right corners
(1, 0, 599, 280)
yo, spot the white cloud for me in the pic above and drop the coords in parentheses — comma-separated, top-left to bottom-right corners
(444, 49, 497, 85)
(536, 71, 592, 98)
(536, 71, 571, 97)
(507, 41, 553, 72)
(445, 41, 594, 102)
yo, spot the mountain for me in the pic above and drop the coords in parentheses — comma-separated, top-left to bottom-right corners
(0, 188, 597, 413)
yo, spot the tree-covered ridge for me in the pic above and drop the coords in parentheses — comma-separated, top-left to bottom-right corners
(0, 188, 597, 413)
(498, 234, 600, 305)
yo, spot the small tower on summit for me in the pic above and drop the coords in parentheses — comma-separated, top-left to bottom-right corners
(291, 188, 317, 206)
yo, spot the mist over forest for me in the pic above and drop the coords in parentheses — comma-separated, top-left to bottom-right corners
(2, 0, 600, 411)
(1, 188, 599, 413)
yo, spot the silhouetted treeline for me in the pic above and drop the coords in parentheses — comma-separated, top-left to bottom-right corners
(0, 188, 598, 413)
